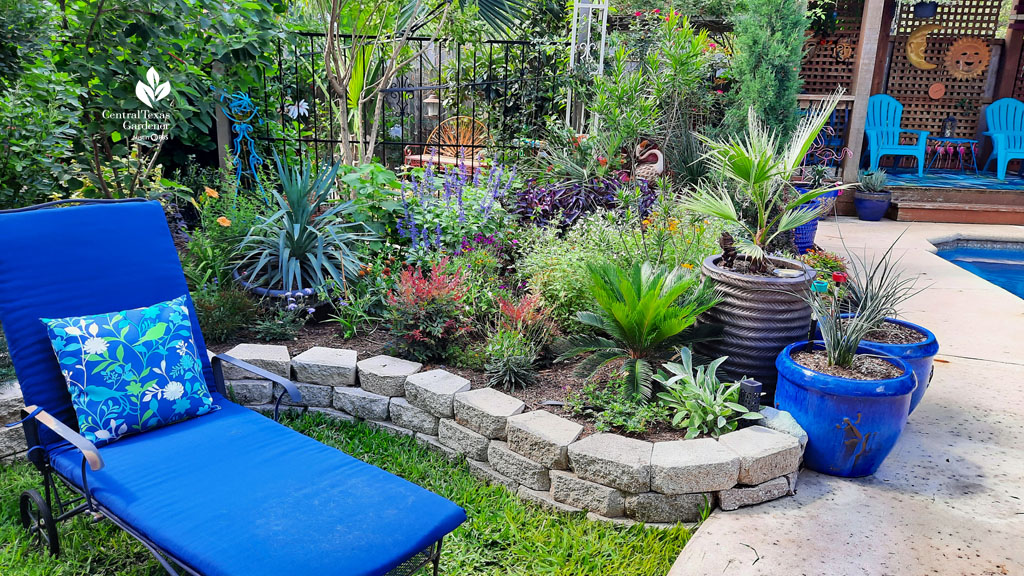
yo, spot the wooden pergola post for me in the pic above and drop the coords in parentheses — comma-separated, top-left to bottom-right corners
(841, 0, 893, 182)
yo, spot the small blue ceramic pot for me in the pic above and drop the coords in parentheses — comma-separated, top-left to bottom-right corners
(853, 191, 890, 221)
(775, 341, 916, 477)
(859, 318, 938, 415)
(816, 316, 939, 415)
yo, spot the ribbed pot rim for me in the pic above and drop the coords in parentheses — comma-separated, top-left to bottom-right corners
(702, 254, 816, 287)
(854, 189, 891, 198)
(776, 341, 916, 397)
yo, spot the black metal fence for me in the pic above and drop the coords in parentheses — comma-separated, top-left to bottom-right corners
(254, 32, 568, 169)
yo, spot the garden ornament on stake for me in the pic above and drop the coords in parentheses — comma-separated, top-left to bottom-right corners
(212, 87, 266, 201)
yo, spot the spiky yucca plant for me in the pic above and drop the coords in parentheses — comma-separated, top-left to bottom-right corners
(681, 89, 850, 273)
(556, 261, 720, 401)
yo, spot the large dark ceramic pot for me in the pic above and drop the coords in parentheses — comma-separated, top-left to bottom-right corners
(775, 341, 916, 477)
(233, 269, 334, 323)
(696, 254, 815, 398)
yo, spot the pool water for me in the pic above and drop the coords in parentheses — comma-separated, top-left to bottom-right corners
(937, 246, 1024, 299)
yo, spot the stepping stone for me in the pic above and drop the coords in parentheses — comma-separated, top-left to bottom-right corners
(438, 419, 489, 461)
(276, 382, 332, 408)
(625, 492, 712, 523)
(291, 347, 357, 387)
(717, 426, 802, 485)
(487, 441, 550, 491)
(333, 387, 389, 420)
(220, 343, 290, 379)
(550, 470, 625, 517)
(650, 439, 740, 494)
(389, 397, 439, 435)
(517, 486, 583, 514)
(358, 355, 421, 397)
(454, 388, 525, 439)
(567, 433, 653, 493)
(506, 410, 583, 469)
(225, 379, 273, 406)
(718, 476, 790, 511)
(467, 460, 517, 491)
(759, 407, 809, 448)
(404, 370, 470, 418)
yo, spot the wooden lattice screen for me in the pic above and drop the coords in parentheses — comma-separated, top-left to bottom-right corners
(887, 1, 1002, 140)
(801, 0, 864, 94)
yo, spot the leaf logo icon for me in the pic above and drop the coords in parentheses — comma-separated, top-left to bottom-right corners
(135, 67, 171, 108)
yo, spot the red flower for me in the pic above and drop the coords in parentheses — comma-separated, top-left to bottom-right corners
(652, 8, 660, 13)
(634, 10, 642, 16)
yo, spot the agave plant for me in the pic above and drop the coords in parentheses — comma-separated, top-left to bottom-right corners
(236, 155, 374, 292)
(681, 89, 851, 273)
(655, 348, 762, 439)
(555, 261, 720, 401)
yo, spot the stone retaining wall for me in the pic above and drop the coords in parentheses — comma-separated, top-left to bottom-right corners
(223, 344, 808, 524)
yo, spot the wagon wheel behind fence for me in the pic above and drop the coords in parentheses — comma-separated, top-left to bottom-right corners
(425, 116, 490, 159)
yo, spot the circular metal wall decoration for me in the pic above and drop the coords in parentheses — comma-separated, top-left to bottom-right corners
(944, 37, 990, 79)
(834, 38, 855, 62)
(928, 82, 946, 100)
(907, 24, 942, 70)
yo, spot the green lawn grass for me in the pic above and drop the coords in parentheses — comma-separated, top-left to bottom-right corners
(1, 412, 695, 575)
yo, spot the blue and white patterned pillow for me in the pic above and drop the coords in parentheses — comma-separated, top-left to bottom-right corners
(42, 295, 215, 446)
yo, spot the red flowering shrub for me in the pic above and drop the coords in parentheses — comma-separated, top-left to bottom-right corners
(496, 293, 558, 348)
(387, 258, 473, 361)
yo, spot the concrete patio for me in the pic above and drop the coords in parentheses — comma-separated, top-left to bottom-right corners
(671, 218, 1024, 576)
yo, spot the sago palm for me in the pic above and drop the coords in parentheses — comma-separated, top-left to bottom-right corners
(681, 89, 851, 273)
(556, 261, 720, 401)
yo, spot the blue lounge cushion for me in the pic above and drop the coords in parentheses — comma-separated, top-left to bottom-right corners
(50, 397, 467, 576)
(42, 295, 215, 446)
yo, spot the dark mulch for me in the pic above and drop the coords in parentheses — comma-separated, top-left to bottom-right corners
(792, 349, 904, 380)
(863, 320, 927, 345)
(208, 321, 391, 358)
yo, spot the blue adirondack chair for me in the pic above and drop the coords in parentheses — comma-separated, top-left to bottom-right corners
(982, 98, 1024, 180)
(865, 94, 929, 177)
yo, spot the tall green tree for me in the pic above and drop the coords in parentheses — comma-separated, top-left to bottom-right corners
(725, 0, 808, 138)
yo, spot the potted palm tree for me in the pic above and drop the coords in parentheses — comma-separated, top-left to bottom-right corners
(681, 90, 848, 396)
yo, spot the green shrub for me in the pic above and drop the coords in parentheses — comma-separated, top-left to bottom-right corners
(387, 259, 473, 362)
(191, 285, 255, 344)
(567, 376, 672, 434)
(655, 349, 761, 438)
(236, 156, 372, 292)
(484, 329, 538, 391)
(556, 261, 720, 401)
(252, 308, 309, 342)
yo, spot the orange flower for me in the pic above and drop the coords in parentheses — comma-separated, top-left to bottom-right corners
(681, 263, 694, 269)
(216, 216, 231, 227)
(204, 186, 219, 199)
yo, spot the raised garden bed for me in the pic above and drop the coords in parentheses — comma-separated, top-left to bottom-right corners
(215, 341, 810, 522)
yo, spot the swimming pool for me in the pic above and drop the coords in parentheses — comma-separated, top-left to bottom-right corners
(936, 241, 1024, 300)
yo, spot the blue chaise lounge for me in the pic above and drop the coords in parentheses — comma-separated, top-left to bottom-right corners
(0, 199, 466, 576)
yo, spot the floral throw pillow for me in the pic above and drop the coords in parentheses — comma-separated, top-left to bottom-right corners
(42, 295, 215, 446)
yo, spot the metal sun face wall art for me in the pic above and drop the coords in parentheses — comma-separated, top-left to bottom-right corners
(944, 37, 990, 79)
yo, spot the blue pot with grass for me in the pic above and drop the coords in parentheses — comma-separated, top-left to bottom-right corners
(816, 315, 939, 415)
(775, 340, 916, 477)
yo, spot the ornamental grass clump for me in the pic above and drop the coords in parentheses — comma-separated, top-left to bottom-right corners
(682, 90, 849, 273)
(556, 261, 719, 401)
(484, 294, 557, 391)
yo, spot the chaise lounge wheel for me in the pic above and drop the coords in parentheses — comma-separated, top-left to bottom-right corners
(20, 489, 59, 556)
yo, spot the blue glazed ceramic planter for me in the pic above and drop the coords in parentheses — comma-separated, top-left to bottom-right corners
(816, 316, 939, 415)
(853, 191, 890, 221)
(860, 318, 938, 415)
(775, 341, 916, 477)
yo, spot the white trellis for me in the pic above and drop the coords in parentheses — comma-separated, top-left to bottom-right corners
(566, 0, 609, 131)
